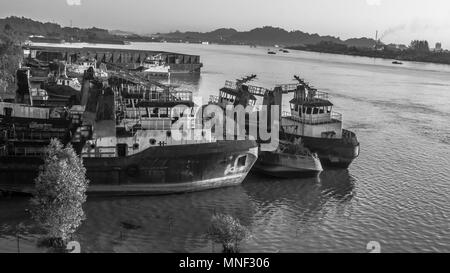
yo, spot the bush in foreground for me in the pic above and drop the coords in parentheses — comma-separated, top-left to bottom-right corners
(207, 213, 250, 253)
(30, 139, 89, 251)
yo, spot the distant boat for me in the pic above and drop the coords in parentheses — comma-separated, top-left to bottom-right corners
(392, 61, 403, 65)
(267, 50, 276, 55)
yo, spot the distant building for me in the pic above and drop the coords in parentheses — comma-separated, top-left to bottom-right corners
(434, 42, 443, 52)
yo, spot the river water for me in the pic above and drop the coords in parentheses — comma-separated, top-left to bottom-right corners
(0, 42, 449, 252)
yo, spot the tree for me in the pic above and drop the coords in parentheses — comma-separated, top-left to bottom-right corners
(30, 139, 89, 250)
(0, 29, 22, 94)
(410, 40, 430, 52)
(207, 213, 250, 253)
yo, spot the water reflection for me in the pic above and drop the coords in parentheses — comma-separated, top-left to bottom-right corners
(243, 169, 355, 211)
(0, 169, 356, 253)
(77, 186, 257, 252)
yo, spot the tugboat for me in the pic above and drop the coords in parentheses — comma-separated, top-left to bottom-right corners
(0, 68, 258, 196)
(211, 75, 359, 169)
(208, 75, 323, 178)
(279, 76, 360, 168)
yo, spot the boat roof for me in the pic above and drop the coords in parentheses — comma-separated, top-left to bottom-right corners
(219, 87, 257, 101)
(289, 98, 333, 107)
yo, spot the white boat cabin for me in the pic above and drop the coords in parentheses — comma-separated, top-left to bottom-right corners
(281, 87, 343, 139)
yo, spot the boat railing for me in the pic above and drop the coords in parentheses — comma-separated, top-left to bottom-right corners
(139, 118, 172, 130)
(276, 83, 298, 93)
(224, 80, 237, 89)
(4, 146, 45, 157)
(121, 89, 193, 103)
(331, 112, 342, 122)
(342, 128, 359, 145)
(6, 130, 67, 141)
(224, 80, 268, 96)
(282, 111, 342, 125)
(292, 90, 329, 101)
(247, 85, 268, 96)
(209, 95, 220, 104)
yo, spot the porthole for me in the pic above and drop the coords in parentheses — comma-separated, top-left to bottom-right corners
(149, 138, 156, 145)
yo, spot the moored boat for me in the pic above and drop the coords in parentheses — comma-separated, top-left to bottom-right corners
(0, 69, 258, 196)
(252, 140, 322, 178)
(279, 76, 360, 168)
(210, 75, 360, 169)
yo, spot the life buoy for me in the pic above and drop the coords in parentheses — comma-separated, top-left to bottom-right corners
(126, 165, 140, 177)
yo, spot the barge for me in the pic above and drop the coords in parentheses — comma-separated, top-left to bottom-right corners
(23, 45, 203, 74)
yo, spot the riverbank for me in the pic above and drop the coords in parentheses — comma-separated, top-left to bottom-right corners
(286, 43, 450, 65)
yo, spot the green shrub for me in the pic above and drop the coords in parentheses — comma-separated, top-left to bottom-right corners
(30, 139, 89, 249)
(207, 213, 250, 253)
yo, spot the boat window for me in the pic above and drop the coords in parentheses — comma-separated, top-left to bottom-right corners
(159, 108, 168, 117)
(150, 108, 159, 117)
(294, 104, 299, 112)
(313, 108, 319, 114)
(117, 144, 128, 157)
(319, 107, 325, 114)
(3, 107, 13, 117)
(327, 107, 331, 113)
(237, 155, 247, 167)
(306, 107, 312, 114)
(141, 108, 149, 118)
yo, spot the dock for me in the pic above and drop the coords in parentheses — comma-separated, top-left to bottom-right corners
(23, 45, 203, 73)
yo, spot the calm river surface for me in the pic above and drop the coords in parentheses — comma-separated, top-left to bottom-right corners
(0, 42, 449, 252)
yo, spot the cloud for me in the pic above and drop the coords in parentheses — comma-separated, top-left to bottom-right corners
(366, 0, 381, 6)
(66, 0, 81, 6)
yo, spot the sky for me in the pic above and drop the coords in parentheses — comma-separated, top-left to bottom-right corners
(1, 0, 450, 47)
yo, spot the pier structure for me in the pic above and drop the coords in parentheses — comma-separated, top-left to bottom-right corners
(23, 45, 203, 73)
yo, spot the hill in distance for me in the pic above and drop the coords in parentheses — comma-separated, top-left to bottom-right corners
(0, 16, 378, 48)
(157, 26, 378, 47)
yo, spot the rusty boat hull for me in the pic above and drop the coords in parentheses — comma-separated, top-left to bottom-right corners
(252, 151, 323, 178)
(0, 140, 258, 196)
